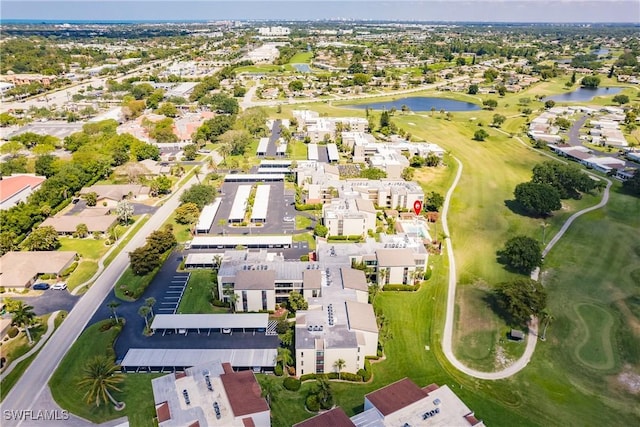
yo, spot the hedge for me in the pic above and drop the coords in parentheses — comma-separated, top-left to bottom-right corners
(382, 283, 421, 292)
(283, 377, 301, 391)
(295, 203, 322, 211)
(60, 262, 78, 277)
(424, 266, 433, 280)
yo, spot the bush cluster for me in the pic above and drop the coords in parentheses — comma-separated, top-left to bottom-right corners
(60, 262, 78, 277)
(274, 363, 284, 376)
(283, 377, 301, 391)
(382, 283, 421, 292)
(327, 235, 362, 242)
(7, 326, 19, 338)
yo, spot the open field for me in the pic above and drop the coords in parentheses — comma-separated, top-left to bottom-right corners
(289, 52, 313, 64)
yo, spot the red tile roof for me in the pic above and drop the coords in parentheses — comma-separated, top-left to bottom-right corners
(422, 383, 440, 393)
(242, 417, 256, 427)
(220, 370, 269, 417)
(465, 413, 481, 426)
(0, 175, 45, 203)
(293, 407, 356, 427)
(155, 402, 171, 423)
(365, 378, 428, 416)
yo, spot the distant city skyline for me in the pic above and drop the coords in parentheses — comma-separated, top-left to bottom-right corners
(2, 1, 639, 23)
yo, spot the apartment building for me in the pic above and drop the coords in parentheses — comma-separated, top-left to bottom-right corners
(322, 197, 376, 237)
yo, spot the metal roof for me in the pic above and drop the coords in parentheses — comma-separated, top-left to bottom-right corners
(120, 348, 277, 368)
(327, 143, 340, 161)
(195, 198, 221, 232)
(229, 185, 252, 221)
(308, 143, 319, 160)
(223, 174, 284, 182)
(251, 185, 270, 221)
(190, 235, 292, 248)
(257, 137, 269, 154)
(151, 314, 269, 330)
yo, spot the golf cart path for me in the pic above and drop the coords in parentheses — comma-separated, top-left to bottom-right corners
(440, 156, 611, 380)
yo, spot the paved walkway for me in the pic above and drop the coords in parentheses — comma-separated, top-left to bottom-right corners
(440, 150, 612, 380)
(0, 311, 60, 381)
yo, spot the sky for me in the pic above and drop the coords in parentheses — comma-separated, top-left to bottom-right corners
(1, 1, 639, 23)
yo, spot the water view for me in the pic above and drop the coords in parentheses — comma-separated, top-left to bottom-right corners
(344, 96, 480, 112)
(546, 87, 622, 102)
(292, 63, 312, 72)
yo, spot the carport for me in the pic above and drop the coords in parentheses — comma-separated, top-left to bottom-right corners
(120, 347, 278, 373)
(150, 313, 269, 335)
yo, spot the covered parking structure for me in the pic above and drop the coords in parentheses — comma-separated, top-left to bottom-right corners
(195, 198, 221, 234)
(251, 185, 270, 223)
(327, 143, 340, 162)
(119, 348, 277, 373)
(229, 185, 251, 223)
(308, 143, 319, 161)
(150, 313, 269, 335)
(224, 174, 284, 183)
(189, 235, 292, 249)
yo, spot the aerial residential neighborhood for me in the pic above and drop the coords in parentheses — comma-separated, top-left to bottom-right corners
(0, 1, 639, 427)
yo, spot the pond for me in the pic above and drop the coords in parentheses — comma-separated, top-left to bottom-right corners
(292, 63, 312, 73)
(546, 87, 622, 102)
(343, 96, 480, 112)
(592, 48, 609, 56)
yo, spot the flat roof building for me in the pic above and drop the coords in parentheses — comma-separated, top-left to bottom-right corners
(229, 185, 252, 223)
(251, 185, 271, 223)
(0, 251, 77, 288)
(151, 361, 270, 427)
(195, 198, 222, 234)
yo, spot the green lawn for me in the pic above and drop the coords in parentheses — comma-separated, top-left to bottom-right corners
(49, 320, 160, 426)
(292, 232, 316, 250)
(114, 251, 170, 301)
(59, 237, 108, 260)
(103, 218, 149, 267)
(0, 312, 65, 400)
(177, 270, 229, 314)
(289, 52, 313, 64)
(66, 261, 98, 289)
(295, 215, 312, 230)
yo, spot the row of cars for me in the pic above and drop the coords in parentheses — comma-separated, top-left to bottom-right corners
(32, 282, 67, 291)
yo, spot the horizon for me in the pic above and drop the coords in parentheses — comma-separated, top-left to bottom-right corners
(2, 1, 639, 24)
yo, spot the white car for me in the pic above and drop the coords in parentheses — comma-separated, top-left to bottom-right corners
(283, 216, 295, 223)
(51, 282, 67, 290)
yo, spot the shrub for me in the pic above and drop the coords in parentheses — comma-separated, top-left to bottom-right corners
(0, 287, 5, 293)
(283, 377, 301, 391)
(382, 284, 419, 291)
(340, 372, 363, 382)
(39, 273, 57, 280)
(300, 255, 309, 261)
(212, 299, 227, 307)
(60, 262, 78, 277)
(424, 267, 433, 280)
(7, 326, 19, 338)
(305, 394, 320, 412)
(274, 363, 284, 376)
(300, 373, 317, 382)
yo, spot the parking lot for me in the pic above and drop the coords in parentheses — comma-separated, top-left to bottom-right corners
(157, 272, 190, 315)
(208, 181, 289, 235)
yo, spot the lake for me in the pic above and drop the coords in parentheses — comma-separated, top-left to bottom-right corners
(292, 63, 312, 73)
(546, 87, 622, 102)
(344, 96, 480, 112)
(592, 48, 610, 56)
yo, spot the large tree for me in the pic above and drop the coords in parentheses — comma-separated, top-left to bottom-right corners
(622, 172, 640, 196)
(129, 245, 160, 276)
(531, 161, 596, 198)
(514, 182, 562, 216)
(499, 235, 543, 274)
(175, 202, 201, 225)
(180, 184, 216, 209)
(425, 191, 444, 212)
(22, 226, 59, 251)
(78, 355, 125, 409)
(287, 291, 308, 313)
(494, 278, 548, 326)
(581, 75, 601, 88)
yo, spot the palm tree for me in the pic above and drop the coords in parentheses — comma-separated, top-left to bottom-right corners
(218, 219, 227, 236)
(378, 268, 388, 286)
(145, 297, 156, 317)
(227, 291, 239, 313)
(333, 358, 346, 380)
(78, 355, 125, 410)
(277, 347, 293, 372)
(212, 254, 223, 270)
(194, 166, 201, 183)
(107, 300, 121, 324)
(540, 310, 554, 341)
(10, 301, 36, 344)
(138, 305, 151, 330)
(368, 284, 379, 305)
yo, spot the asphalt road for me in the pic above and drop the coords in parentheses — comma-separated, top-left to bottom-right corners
(265, 119, 282, 157)
(1, 172, 202, 427)
(14, 290, 80, 316)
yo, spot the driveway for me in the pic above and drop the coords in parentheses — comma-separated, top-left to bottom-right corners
(265, 120, 282, 157)
(14, 290, 80, 316)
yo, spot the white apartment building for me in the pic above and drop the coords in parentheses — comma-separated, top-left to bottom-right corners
(258, 26, 290, 36)
(322, 197, 376, 237)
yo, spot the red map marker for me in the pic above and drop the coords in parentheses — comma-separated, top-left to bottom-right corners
(413, 200, 422, 216)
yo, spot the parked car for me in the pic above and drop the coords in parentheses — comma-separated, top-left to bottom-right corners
(283, 216, 295, 222)
(32, 283, 50, 290)
(51, 282, 67, 290)
(222, 328, 232, 334)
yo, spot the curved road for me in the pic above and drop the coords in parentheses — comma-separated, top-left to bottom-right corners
(440, 156, 611, 380)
